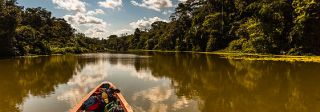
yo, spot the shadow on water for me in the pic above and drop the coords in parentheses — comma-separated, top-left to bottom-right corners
(1, 52, 320, 112)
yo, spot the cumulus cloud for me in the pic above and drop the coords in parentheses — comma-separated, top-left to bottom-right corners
(85, 25, 109, 38)
(87, 9, 105, 15)
(52, 0, 110, 38)
(131, 0, 173, 11)
(130, 17, 168, 30)
(52, 0, 86, 12)
(64, 13, 106, 25)
(64, 13, 109, 38)
(98, 0, 122, 9)
(113, 29, 134, 36)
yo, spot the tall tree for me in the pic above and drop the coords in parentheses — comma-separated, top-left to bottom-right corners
(129, 28, 141, 49)
(289, 0, 320, 54)
(0, 0, 21, 57)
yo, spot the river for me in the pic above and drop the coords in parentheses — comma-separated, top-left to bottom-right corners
(0, 52, 320, 112)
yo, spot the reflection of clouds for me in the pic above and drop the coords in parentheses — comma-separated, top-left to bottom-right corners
(132, 85, 171, 112)
(68, 60, 109, 87)
(132, 85, 194, 112)
(133, 86, 172, 103)
(133, 70, 159, 81)
(172, 96, 191, 110)
(133, 103, 168, 112)
(149, 103, 168, 112)
(57, 88, 85, 106)
(115, 64, 159, 81)
(57, 60, 109, 107)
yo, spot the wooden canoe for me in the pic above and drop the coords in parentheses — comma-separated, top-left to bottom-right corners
(69, 81, 133, 112)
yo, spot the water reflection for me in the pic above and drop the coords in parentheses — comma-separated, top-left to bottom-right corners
(0, 56, 78, 112)
(140, 52, 320, 112)
(0, 53, 320, 112)
(57, 60, 109, 106)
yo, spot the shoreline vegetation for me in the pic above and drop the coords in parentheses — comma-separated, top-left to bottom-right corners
(130, 50, 320, 63)
(210, 52, 320, 63)
(1, 0, 320, 59)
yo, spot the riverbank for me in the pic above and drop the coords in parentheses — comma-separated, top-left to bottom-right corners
(128, 50, 320, 63)
(8, 49, 320, 63)
(208, 52, 320, 63)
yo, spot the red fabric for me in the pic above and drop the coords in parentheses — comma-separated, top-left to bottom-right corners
(87, 97, 101, 111)
(87, 101, 99, 111)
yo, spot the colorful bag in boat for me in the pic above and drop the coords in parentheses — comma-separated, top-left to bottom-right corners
(82, 96, 102, 111)
(108, 105, 125, 112)
(104, 100, 125, 112)
(102, 92, 109, 103)
(102, 83, 110, 89)
(107, 88, 117, 102)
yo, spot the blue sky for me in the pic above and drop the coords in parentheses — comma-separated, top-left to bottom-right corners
(17, 0, 186, 38)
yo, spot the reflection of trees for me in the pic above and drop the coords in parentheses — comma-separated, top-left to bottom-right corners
(106, 53, 151, 72)
(0, 56, 79, 112)
(128, 52, 320, 112)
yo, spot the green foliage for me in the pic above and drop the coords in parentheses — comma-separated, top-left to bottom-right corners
(0, 1, 109, 57)
(15, 26, 38, 55)
(110, 0, 319, 55)
(109, 0, 319, 55)
(129, 28, 141, 49)
(235, 18, 271, 53)
(228, 38, 247, 51)
(51, 47, 88, 54)
(289, 0, 320, 54)
(0, 0, 21, 57)
(1, 0, 320, 56)
(104, 35, 128, 51)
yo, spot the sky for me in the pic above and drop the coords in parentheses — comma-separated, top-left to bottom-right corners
(17, 0, 187, 38)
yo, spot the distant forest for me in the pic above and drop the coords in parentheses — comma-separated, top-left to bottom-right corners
(0, 0, 108, 57)
(1, 0, 320, 57)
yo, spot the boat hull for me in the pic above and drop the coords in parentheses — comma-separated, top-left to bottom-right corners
(70, 81, 133, 112)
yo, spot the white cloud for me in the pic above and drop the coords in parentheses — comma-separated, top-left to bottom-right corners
(52, 0, 86, 12)
(87, 9, 105, 15)
(130, 17, 168, 30)
(178, 0, 188, 2)
(64, 13, 109, 38)
(64, 13, 106, 25)
(98, 0, 122, 9)
(84, 25, 109, 38)
(113, 29, 134, 36)
(52, 0, 110, 38)
(131, 0, 173, 12)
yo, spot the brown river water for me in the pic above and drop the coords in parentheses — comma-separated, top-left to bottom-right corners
(0, 52, 320, 112)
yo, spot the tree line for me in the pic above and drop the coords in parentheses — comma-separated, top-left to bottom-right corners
(110, 0, 320, 55)
(1, 0, 320, 57)
(0, 0, 111, 57)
